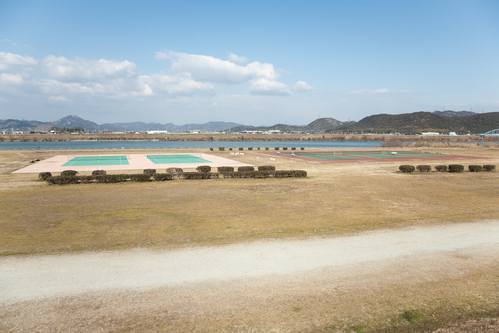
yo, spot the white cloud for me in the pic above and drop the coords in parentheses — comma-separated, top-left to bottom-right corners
(37, 79, 95, 95)
(41, 55, 138, 82)
(0, 52, 37, 68)
(0, 51, 312, 119)
(250, 78, 291, 95)
(156, 51, 278, 83)
(228, 53, 248, 64)
(293, 81, 313, 92)
(141, 74, 214, 95)
(0, 52, 38, 77)
(154, 51, 169, 60)
(0, 73, 23, 84)
(49, 95, 68, 102)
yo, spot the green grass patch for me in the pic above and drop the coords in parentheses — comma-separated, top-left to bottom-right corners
(402, 310, 425, 323)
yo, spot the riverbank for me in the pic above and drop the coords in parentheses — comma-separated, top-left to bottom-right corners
(1, 133, 496, 143)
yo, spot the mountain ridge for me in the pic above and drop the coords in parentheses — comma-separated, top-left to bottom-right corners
(1, 110, 498, 134)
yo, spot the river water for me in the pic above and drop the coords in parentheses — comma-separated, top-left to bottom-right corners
(0, 141, 382, 150)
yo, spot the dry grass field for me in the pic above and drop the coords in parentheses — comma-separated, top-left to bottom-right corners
(1, 145, 498, 332)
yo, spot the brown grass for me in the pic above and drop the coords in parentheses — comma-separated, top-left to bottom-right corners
(1, 147, 498, 255)
(1, 146, 499, 332)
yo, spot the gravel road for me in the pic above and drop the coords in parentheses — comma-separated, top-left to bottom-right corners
(2, 220, 499, 306)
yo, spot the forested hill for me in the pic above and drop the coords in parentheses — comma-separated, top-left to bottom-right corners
(338, 111, 499, 134)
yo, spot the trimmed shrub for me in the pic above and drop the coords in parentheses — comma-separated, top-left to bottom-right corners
(257, 147, 260, 150)
(483, 165, 496, 172)
(468, 165, 483, 172)
(79, 175, 95, 183)
(218, 166, 234, 173)
(92, 170, 106, 176)
(183, 172, 219, 180)
(291, 147, 296, 150)
(252, 171, 272, 178)
(399, 165, 415, 173)
(248, 147, 253, 150)
(47, 176, 80, 185)
(435, 165, 448, 172)
(153, 173, 174, 181)
(143, 169, 156, 175)
(38, 172, 52, 180)
(275, 147, 279, 150)
(283, 147, 288, 150)
(94, 174, 129, 183)
(239, 147, 243, 151)
(300, 147, 305, 150)
(166, 167, 183, 179)
(448, 164, 464, 173)
(218, 147, 225, 151)
(225, 171, 254, 179)
(166, 167, 183, 174)
(238, 166, 255, 172)
(265, 147, 269, 150)
(258, 165, 276, 171)
(209, 147, 214, 151)
(416, 165, 431, 172)
(196, 165, 212, 172)
(129, 174, 152, 182)
(274, 170, 307, 178)
(225, 171, 272, 179)
(61, 170, 78, 177)
(229, 147, 233, 151)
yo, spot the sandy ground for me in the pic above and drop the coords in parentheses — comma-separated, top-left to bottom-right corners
(1, 220, 499, 332)
(12, 153, 252, 174)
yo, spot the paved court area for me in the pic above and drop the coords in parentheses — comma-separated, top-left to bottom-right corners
(265, 150, 483, 163)
(146, 154, 211, 164)
(62, 155, 130, 167)
(13, 153, 252, 174)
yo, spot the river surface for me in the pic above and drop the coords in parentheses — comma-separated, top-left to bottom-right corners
(0, 141, 382, 150)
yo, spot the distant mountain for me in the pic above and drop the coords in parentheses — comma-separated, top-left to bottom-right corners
(0, 116, 98, 132)
(176, 121, 243, 132)
(0, 119, 49, 132)
(98, 121, 242, 132)
(52, 115, 99, 131)
(2, 111, 498, 134)
(339, 111, 499, 134)
(304, 118, 350, 131)
(98, 121, 175, 132)
(226, 123, 304, 132)
(226, 118, 349, 133)
(433, 110, 477, 117)
(0, 115, 243, 133)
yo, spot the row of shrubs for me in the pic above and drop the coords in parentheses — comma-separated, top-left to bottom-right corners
(210, 147, 306, 151)
(40, 165, 307, 184)
(399, 164, 496, 173)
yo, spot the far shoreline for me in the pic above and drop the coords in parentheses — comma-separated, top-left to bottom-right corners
(0, 133, 494, 143)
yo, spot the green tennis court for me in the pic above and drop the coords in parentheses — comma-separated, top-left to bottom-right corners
(394, 152, 444, 158)
(340, 152, 408, 159)
(62, 156, 129, 166)
(282, 152, 359, 160)
(146, 154, 212, 164)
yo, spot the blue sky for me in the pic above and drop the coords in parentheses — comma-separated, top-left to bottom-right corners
(1, 0, 498, 125)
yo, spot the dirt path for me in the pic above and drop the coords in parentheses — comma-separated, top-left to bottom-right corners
(1, 220, 499, 332)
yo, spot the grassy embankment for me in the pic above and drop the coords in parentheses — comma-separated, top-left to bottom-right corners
(0, 144, 498, 332)
(1, 132, 499, 143)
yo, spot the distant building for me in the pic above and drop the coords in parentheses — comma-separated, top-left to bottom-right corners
(146, 130, 169, 134)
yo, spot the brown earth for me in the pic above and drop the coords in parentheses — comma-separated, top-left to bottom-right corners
(0, 145, 498, 332)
